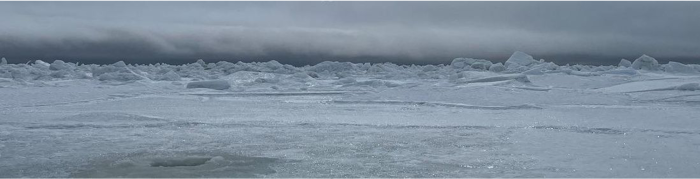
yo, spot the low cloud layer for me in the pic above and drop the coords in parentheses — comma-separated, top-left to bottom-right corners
(1, 2, 699, 65)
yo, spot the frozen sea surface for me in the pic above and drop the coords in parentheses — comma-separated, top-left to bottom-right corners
(1, 54, 700, 177)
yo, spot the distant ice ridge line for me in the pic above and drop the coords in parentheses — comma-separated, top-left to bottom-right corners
(1, 52, 698, 85)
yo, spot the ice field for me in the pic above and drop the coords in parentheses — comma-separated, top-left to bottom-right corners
(1, 52, 700, 177)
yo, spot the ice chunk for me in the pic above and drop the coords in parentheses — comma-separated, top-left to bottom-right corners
(156, 71, 181, 81)
(34, 60, 50, 68)
(290, 72, 313, 81)
(451, 58, 478, 69)
(618, 59, 632, 67)
(523, 62, 559, 75)
(470, 60, 493, 70)
(0, 57, 6, 65)
(93, 61, 128, 76)
(591, 66, 615, 72)
(692, 64, 700, 72)
(505, 51, 537, 67)
(422, 65, 438, 72)
(113, 61, 127, 68)
(49, 60, 73, 71)
(92, 61, 147, 81)
(186, 80, 231, 90)
(308, 61, 356, 73)
(195, 59, 206, 67)
(631, 54, 659, 71)
(663, 61, 697, 73)
(489, 63, 506, 72)
(450, 58, 466, 69)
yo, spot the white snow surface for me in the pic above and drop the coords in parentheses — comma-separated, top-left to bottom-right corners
(1, 52, 700, 177)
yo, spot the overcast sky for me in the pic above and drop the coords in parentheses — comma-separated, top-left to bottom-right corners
(1, 1, 699, 65)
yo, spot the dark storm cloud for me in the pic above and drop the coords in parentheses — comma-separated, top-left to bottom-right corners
(0, 1, 699, 65)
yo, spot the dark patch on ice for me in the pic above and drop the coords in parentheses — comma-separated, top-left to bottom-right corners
(465, 74, 531, 83)
(513, 86, 552, 91)
(531, 125, 626, 135)
(25, 124, 108, 129)
(640, 129, 700, 135)
(55, 112, 168, 123)
(579, 127, 626, 135)
(531, 125, 567, 130)
(187, 91, 363, 97)
(328, 100, 541, 110)
(150, 157, 213, 167)
(0, 99, 102, 109)
(300, 122, 496, 130)
(145, 121, 209, 128)
(71, 151, 278, 178)
(572, 127, 700, 136)
(25, 113, 210, 130)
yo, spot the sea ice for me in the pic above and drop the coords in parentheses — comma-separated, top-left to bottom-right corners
(49, 60, 73, 71)
(505, 51, 538, 67)
(1, 53, 700, 178)
(675, 83, 700, 91)
(489, 63, 506, 72)
(186, 80, 231, 90)
(618, 59, 632, 67)
(631, 54, 660, 71)
(663, 61, 697, 73)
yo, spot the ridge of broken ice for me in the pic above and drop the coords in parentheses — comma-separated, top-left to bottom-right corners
(1, 52, 698, 88)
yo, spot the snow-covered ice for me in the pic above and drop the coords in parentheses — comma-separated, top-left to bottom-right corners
(186, 80, 232, 90)
(631, 54, 660, 71)
(1, 52, 700, 177)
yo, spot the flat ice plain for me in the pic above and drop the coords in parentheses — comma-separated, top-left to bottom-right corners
(1, 52, 699, 177)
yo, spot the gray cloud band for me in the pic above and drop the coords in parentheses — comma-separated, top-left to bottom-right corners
(1, 2, 699, 65)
